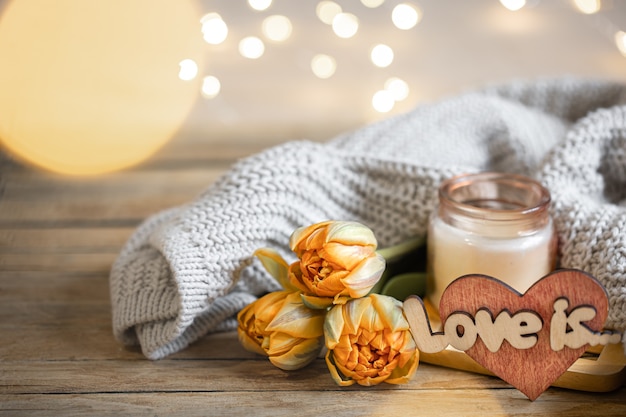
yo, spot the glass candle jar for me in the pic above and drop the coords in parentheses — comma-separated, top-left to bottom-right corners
(426, 172, 557, 309)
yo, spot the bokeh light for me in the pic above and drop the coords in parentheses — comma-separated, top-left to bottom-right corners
(239, 36, 265, 59)
(248, 0, 272, 11)
(384, 77, 410, 101)
(316, 1, 342, 25)
(392, 3, 421, 30)
(616, 31, 626, 57)
(201, 75, 221, 99)
(361, 0, 385, 8)
(178, 59, 199, 81)
(572, 0, 601, 14)
(499, 0, 526, 11)
(372, 90, 395, 113)
(201, 13, 228, 45)
(0, 0, 203, 176)
(370, 44, 394, 67)
(332, 13, 359, 39)
(262, 15, 293, 42)
(311, 54, 337, 79)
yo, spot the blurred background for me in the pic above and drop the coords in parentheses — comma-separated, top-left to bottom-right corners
(0, 0, 625, 176)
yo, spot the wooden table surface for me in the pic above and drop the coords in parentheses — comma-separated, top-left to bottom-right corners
(1, 137, 625, 417)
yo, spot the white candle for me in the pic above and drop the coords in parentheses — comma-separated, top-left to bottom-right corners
(426, 172, 557, 309)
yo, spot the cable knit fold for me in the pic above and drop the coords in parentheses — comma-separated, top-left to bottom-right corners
(109, 77, 626, 359)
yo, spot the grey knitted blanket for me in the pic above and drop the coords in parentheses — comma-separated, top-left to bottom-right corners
(110, 77, 626, 359)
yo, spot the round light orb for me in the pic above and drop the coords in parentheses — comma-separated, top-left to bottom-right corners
(360, 0, 385, 8)
(201, 13, 228, 45)
(316, 1, 342, 25)
(311, 54, 337, 79)
(372, 90, 395, 113)
(370, 44, 394, 68)
(572, 0, 601, 14)
(332, 13, 359, 39)
(201, 76, 221, 99)
(499, 0, 526, 11)
(384, 77, 410, 101)
(248, 0, 272, 11)
(0, 0, 204, 176)
(262, 15, 293, 42)
(178, 59, 199, 81)
(616, 31, 626, 57)
(239, 36, 265, 59)
(392, 3, 421, 30)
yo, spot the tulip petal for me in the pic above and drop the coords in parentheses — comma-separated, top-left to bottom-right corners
(253, 248, 296, 291)
(324, 304, 345, 349)
(325, 350, 355, 386)
(300, 293, 334, 310)
(237, 328, 268, 356)
(269, 337, 323, 371)
(370, 293, 409, 332)
(341, 254, 386, 299)
(289, 221, 332, 253)
(384, 350, 420, 385)
(325, 221, 378, 248)
(343, 297, 372, 335)
(265, 293, 325, 338)
(318, 242, 374, 270)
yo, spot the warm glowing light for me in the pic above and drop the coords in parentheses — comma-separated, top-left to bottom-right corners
(572, 0, 601, 14)
(201, 75, 221, 98)
(384, 77, 409, 101)
(392, 3, 421, 30)
(311, 54, 337, 79)
(372, 90, 395, 113)
(332, 13, 359, 39)
(248, 0, 272, 11)
(0, 0, 203, 176)
(262, 15, 292, 42)
(361, 0, 385, 7)
(200, 13, 228, 45)
(616, 31, 626, 57)
(239, 36, 265, 59)
(499, 0, 526, 11)
(370, 44, 394, 68)
(178, 59, 199, 81)
(316, 1, 342, 25)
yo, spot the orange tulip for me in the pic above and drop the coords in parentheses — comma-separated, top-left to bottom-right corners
(324, 293, 419, 386)
(288, 221, 386, 307)
(237, 291, 325, 371)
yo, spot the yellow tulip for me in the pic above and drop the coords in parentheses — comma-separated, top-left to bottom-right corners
(288, 221, 386, 307)
(324, 293, 419, 386)
(237, 291, 326, 371)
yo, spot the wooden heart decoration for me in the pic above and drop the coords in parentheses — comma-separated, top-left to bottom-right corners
(438, 269, 610, 400)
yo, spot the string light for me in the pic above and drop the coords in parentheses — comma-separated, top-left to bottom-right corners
(332, 13, 359, 39)
(316, 1, 342, 25)
(201, 75, 221, 98)
(372, 90, 395, 113)
(311, 54, 337, 79)
(239, 36, 265, 59)
(392, 3, 421, 30)
(200, 13, 228, 45)
(499, 0, 526, 11)
(262, 15, 293, 42)
(384, 77, 410, 101)
(572, 0, 601, 14)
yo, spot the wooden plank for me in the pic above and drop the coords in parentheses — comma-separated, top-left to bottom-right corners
(1, 387, 625, 417)
(0, 253, 116, 272)
(0, 228, 133, 254)
(0, 360, 510, 395)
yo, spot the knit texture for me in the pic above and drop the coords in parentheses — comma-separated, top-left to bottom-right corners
(109, 77, 626, 359)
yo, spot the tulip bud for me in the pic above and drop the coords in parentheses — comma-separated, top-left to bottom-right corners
(287, 221, 386, 307)
(324, 293, 419, 386)
(237, 291, 326, 371)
